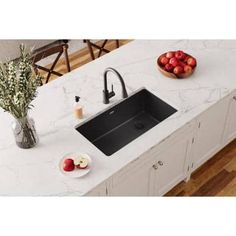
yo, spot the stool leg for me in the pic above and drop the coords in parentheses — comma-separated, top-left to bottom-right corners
(86, 40, 95, 60)
(116, 40, 119, 48)
(63, 45, 71, 72)
(45, 71, 51, 84)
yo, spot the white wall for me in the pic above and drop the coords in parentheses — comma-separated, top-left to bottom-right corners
(0, 40, 96, 65)
(0, 40, 89, 63)
(0, 40, 54, 62)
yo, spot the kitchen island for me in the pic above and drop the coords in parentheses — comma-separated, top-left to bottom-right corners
(1, 40, 236, 196)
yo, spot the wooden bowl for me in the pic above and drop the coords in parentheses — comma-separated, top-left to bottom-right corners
(157, 52, 197, 79)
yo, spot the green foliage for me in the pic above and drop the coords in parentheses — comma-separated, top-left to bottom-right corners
(0, 44, 43, 119)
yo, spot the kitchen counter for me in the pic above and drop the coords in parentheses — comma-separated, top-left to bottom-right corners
(0, 40, 236, 196)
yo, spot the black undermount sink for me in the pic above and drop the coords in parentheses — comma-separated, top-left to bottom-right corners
(75, 88, 177, 156)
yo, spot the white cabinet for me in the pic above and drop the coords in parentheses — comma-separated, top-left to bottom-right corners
(223, 92, 236, 144)
(110, 126, 193, 196)
(85, 182, 108, 196)
(110, 157, 156, 196)
(154, 133, 193, 195)
(191, 97, 229, 171)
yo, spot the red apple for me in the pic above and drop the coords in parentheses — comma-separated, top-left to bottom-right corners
(63, 158, 75, 172)
(160, 56, 169, 65)
(184, 65, 193, 73)
(187, 57, 197, 67)
(184, 55, 191, 63)
(164, 63, 174, 72)
(173, 66, 184, 75)
(166, 51, 175, 59)
(179, 61, 186, 68)
(175, 50, 186, 61)
(169, 57, 179, 67)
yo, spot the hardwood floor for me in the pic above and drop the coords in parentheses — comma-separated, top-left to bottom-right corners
(166, 139, 236, 196)
(40, 39, 132, 83)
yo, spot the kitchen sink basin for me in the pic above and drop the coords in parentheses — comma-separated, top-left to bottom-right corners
(75, 88, 177, 156)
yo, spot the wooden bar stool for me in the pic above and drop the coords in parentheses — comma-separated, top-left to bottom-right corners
(32, 41, 71, 84)
(84, 40, 119, 60)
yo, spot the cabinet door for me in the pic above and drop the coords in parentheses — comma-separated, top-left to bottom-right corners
(154, 134, 192, 196)
(192, 98, 229, 170)
(223, 93, 236, 143)
(110, 158, 156, 196)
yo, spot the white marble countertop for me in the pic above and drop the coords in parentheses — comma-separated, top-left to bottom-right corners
(0, 40, 236, 196)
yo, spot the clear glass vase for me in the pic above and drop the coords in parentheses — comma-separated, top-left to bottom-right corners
(12, 116, 39, 149)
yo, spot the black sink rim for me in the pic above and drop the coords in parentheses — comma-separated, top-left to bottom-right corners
(75, 87, 177, 130)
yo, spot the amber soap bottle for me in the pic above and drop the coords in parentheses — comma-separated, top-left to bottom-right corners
(74, 96, 83, 119)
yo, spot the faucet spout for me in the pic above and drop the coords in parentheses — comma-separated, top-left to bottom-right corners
(103, 67, 128, 104)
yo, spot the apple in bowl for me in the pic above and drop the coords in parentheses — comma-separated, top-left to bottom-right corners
(157, 50, 197, 79)
(159, 55, 169, 65)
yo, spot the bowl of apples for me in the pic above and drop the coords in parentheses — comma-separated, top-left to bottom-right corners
(59, 152, 91, 178)
(157, 50, 197, 79)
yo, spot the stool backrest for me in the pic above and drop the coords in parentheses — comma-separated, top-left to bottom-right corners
(32, 42, 70, 84)
(84, 40, 119, 60)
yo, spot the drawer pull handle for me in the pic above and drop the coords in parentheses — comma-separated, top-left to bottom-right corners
(158, 161, 163, 166)
(152, 164, 158, 170)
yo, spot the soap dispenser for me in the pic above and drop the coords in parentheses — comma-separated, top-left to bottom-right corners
(74, 96, 83, 119)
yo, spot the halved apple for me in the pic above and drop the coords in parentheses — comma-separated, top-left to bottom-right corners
(78, 158, 89, 169)
(74, 156, 89, 169)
